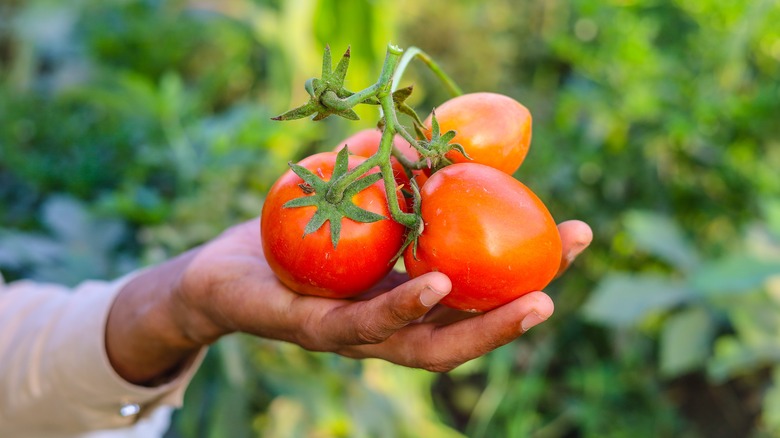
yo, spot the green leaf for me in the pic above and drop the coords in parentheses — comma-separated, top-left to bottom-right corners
(329, 215, 341, 248)
(271, 101, 319, 121)
(761, 366, 780, 433)
(333, 146, 350, 179)
(339, 202, 385, 223)
(289, 162, 326, 190)
(691, 255, 780, 296)
(397, 102, 424, 126)
(581, 273, 693, 327)
(304, 78, 316, 97)
(331, 46, 351, 85)
(392, 85, 414, 103)
(0, 231, 64, 268)
(708, 293, 780, 381)
(430, 109, 441, 138)
(303, 209, 329, 236)
(321, 44, 332, 78)
(344, 173, 383, 196)
(762, 198, 780, 238)
(624, 211, 698, 270)
(449, 143, 471, 160)
(440, 130, 456, 144)
(659, 307, 715, 378)
(335, 107, 360, 120)
(312, 111, 330, 121)
(728, 293, 780, 346)
(708, 336, 780, 382)
(282, 196, 317, 209)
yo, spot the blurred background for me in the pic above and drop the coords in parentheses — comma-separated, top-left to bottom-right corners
(2, 0, 780, 436)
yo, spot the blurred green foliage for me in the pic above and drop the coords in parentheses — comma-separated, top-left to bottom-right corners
(2, 0, 780, 437)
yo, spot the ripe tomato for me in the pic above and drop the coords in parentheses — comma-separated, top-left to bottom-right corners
(403, 163, 561, 312)
(262, 152, 406, 298)
(334, 129, 420, 188)
(423, 92, 532, 175)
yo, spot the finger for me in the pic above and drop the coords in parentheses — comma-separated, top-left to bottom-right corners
(354, 269, 411, 301)
(313, 272, 452, 347)
(556, 220, 593, 276)
(420, 304, 475, 325)
(343, 291, 554, 372)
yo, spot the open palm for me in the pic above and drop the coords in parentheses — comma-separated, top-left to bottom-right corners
(175, 218, 592, 372)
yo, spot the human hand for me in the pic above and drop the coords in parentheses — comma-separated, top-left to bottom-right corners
(107, 218, 591, 383)
(173, 218, 592, 371)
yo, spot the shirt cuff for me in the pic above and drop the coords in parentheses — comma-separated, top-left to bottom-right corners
(46, 273, 207, 431)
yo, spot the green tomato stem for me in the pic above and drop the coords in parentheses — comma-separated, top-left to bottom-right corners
(390, 147, 416, 172)
(325, 44, 404, 204)
(391, 46, 464, 97)
(378, 45, 403, 91)
(382, 99, 430, 171)
(377, 114, 416, 227)
(394, 153, 430, 171)
(391, 122, 419, 149)
(321, 84, 380, 111)
(320, 44, 422, 229)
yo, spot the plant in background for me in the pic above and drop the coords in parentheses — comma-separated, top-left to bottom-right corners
(583, 201, 780, 433)
(0, 196, 131, 286)
(5, 0, 780, 436)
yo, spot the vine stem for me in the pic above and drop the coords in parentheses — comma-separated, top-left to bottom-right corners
(322, 43, 458, 229)
(321, 84, 379, 110)
(322, 43, 419, 228)
(391, 46, 463, 97)
(377, 94, 417, 227)
(324, 46, 401, 201)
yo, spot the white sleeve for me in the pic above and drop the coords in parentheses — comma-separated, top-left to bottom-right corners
(0, 274, 206, 437)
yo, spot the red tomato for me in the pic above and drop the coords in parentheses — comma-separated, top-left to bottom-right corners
(403, 163, 561, 312)
(423, 92, 532, 175)
(262, 152, 406, 298)
(334, 129, 420, 188)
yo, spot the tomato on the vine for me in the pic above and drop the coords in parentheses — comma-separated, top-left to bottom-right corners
(423, 92, 532, 175)
(261, 152, 406, 298)
(403, 163, 561, 312)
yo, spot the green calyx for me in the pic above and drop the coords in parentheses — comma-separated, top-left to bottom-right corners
(392, 85, 425, 127)
(283, 147, 387, 248)
(272, 42, 466, 252)
(272, 46, 379, 122)
(412, 110, 470, 173)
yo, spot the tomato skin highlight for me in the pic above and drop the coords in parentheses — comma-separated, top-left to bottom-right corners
(261, 152, 406, 298)
(424, 92, 532, 175)
(403, 163, 561, 312)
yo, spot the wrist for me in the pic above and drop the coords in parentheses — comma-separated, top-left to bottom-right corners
(168, 248, 236, 347)
(106, 249, 213, 385)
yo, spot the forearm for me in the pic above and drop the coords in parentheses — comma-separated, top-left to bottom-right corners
(105, 249, 209, 385)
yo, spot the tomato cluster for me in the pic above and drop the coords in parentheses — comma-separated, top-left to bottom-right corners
(261, 93, 561, 312)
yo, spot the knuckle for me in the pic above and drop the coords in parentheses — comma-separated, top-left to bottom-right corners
(295, 309, 330, 352)
(294, 330, 326, 352)
(420, 357, 458, 373)
(415, 347, 459, 373)
(411, 331, 461, 373)
(387, 302, 415, 325)
(354, 319, 387, 344)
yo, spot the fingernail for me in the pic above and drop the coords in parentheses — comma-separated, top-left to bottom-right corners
(521, 311, 548, 332)
(420, 285, 448, 307)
